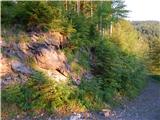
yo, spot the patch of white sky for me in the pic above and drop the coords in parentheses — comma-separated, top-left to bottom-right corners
(124, 0, 160, 21)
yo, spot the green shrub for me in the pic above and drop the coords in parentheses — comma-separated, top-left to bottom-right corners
(1, 1, 75, 34)
(2, 71, 73, 112)
(93, 38, 147, 99)
(1, 1, 17, 26)
(14, 1, 56, 31)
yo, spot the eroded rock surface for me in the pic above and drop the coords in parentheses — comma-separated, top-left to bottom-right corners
(1, 31, 91, 85)
(0, 56, 28, 88)
(1, 31, 71, 84)
(11, 60, 32, 75)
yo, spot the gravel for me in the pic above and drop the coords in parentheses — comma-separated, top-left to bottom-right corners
(107, 80, 160, 120)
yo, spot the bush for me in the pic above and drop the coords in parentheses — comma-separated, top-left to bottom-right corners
(1, 1, 75, 33)
(92, 38, 147, 99)
(2, 37, 147, 115)
(2, 71, 73, 113)
(14, 1, 57, 31)
(1, 1, 17, 26)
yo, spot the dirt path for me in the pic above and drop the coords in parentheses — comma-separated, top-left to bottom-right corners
(106, 80, 160, 120)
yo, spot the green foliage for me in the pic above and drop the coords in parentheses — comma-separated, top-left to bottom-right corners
(112, 0, 129, 21)
(2, 1, 149, 117)
(112, 20, 148, 57)
(1, 1, 128, 34)
(2, 71, 73, 112)
(133, 21, 160, 74)
(93, 38, 147, 99)
(133, 21, 160, 41)
(8, 1, 55, 31)
(1, 1, 17, 26)
(74, 78, 105, 109)
(1, 1, 75, 34)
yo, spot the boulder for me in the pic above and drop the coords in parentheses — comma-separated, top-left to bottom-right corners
(11, 60, 32, 75)
(100, 109, 112, 118)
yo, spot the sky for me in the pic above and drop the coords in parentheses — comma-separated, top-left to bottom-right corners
(124, 0, 160, 21)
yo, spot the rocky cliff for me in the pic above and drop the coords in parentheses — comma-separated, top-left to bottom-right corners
(1, 31, 92, 89)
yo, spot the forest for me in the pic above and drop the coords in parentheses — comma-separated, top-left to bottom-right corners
(1, 1, 160, 120)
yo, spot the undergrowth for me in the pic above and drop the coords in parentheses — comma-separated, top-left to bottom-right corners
(1, 1, 149, 118)
(2, 36, 147, 116)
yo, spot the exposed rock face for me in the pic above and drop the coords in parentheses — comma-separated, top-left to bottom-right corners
(30, 43, 69, 81)
(0, 55, 12, 77)
(0, 57, 29, 89)
(30, 31, 68, 49)
(1, 31, 92, 84)
(11, 60, 32, 75)
(36, 49, 66, 70)
(2, 42, 27, 61)
(45, 31, 68, 48)
(18, 42, 28, 54)
(2, 31, 70, 82)
(1, 73, 28, 88)
(27, 32, 70, 81)
(47, 70, 67, 81)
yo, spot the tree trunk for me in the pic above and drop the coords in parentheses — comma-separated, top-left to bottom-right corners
(100, 1, 103, 37)
(65, 0, 68, 11)
(90, 0, 93, 17)
(110, 21, 113, 35)
(77, 0, 80, 15)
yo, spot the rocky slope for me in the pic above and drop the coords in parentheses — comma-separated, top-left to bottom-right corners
(1, 31, 91, 89)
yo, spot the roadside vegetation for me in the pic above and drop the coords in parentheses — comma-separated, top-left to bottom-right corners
(1, 1, 159, 119)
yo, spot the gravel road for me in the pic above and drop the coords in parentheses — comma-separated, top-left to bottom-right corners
(107, 80, 160, 120)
